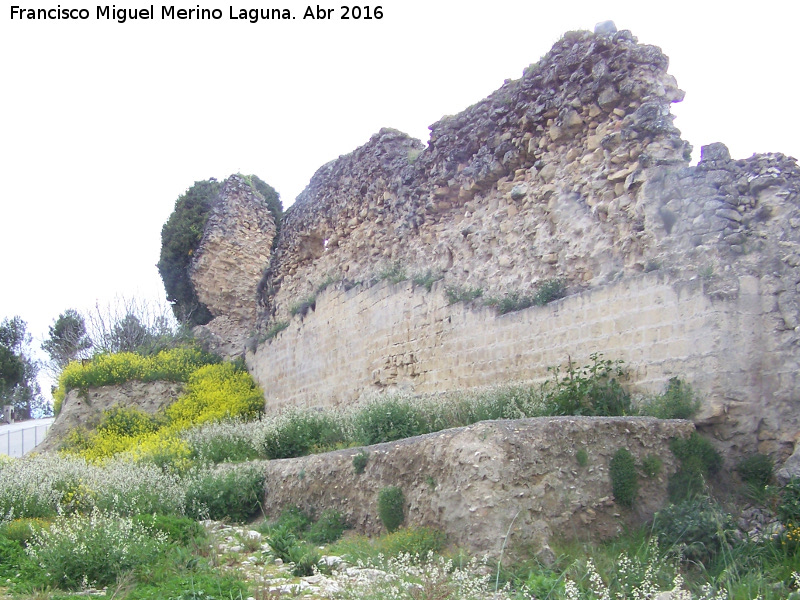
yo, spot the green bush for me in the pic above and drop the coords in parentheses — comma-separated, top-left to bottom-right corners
(264, 321, 290, 341)
(668, 433, 722, 502)
(270, 504, 313, 537)
(353, 450, 369, 474)
(261, 410, 345, 459)
(653, 496, 735, 564)
(26, 509, 167, 590)
(185, 466, 264, 522)
(307, 509, 349, 545)
(778, 478, 800, 526)
(532, 278, 567, 306)
(157, 179, 220, 325)
(637, 378, 700, 420)
(285, 542, 322, 577)
(493, 291, 536, 315)
(412, 269, 443, 292)
(353, 398, 427, 445)
(642, 454, 662, 478)
(610, 448, 639, 508)
(543, 353, 630, 416)
(289, 295, 317, 318)
(377, 486, 405, 533)
(736, 453, 774, 488)
(133, 514, 205, 547)
(377, 261, 408, 285)
(445, 285, 483, 305)
(377, 526, 446, 558)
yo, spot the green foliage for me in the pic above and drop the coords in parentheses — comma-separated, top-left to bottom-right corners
(445, 284, 483, 305)
(412, 269, 444, 292)
(289, 294, 317, 318)
(269, 504, 313, 537)
(668, 433, 722, 502)
(285, 542, 322, 576)
(0, 316, 46, 419)
(353, 450, 369, 474)
(736, 453, 774, 488)
(353, 397, 427, 445)
(54, 346, 220, 413)
(377, 486, 405, 533)
(261, 410, 345, 459)
(544, 353, 630, 416)
(653, 496, 735, 564)
(0, 517, 48, 546)
(377, 526, 446, 558)
(610, 448, 639, 508)
(576, 447, 589, 467)
(307, 509, 349, 545)
(41, 309, 92, 372)
(157, 179, 220, 325)
(778, 478, 800, 526)
(185, 465, 264, 522)
(637, 378, 700, 420)
(532, 278, 567, 306)
(264, 320, 289, 341)
(26, 509, 167, 590)
(642, 454, 663, 478)
(376, 261, 408, 285)
(133, 514, 205, 547)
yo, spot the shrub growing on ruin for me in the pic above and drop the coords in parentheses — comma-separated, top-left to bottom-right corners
(353, 397, 427, 445)
(653, 496, 735, 565)
(377, 486, 405, 533)
(543, 353, 630, 416)
(260, 410, 345, 459)
(668, 433, 722, 502)
(157, 179, 220, 326)
(444, 284, 483, 305)
(778, 478, 800, 526)
(610, 447, 639, 507)
(637, 377, 700, 420)
(352, 449, 369, 474)
(735, 453, 774, 489)
(184, 465, 264, 522)
(307, 509, 349, 544)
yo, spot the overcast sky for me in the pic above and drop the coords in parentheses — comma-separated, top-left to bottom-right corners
(1, 0, 799, 397)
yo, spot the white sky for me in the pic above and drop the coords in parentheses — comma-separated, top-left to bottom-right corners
(1, 0, 799, 397)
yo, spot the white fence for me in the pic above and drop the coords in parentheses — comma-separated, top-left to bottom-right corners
(0, 422, 52, 457)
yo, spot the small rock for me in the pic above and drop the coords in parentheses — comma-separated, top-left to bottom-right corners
(510, 183, 528, 201)
(594, 20, 617, 35)
(700, 142, 731, 162)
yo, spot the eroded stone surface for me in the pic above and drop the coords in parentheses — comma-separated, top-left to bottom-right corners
(261, 417, 694, 560)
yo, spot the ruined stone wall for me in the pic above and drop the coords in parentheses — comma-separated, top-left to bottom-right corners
(240, 26, 800, 464)
(261, 417, 694, 561)
(191, 175, 277, 356)
(247, 269, 798, 460)
(263, 28, 690, 321)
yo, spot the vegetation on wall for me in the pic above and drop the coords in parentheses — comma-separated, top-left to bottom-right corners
(157, 179, 220, 326)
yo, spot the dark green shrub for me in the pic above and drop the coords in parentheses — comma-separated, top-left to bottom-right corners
(653, 496, 735, 564)
(642, 454, 662, 478)
(445, 285, 483, 305)
(289, 295, 317, 318)
(412, 270, 443, 292)
(157, 179, 219, 325)
(285, 542, 321, 577)
(735, 453, 774, 488)
(637, 378, 700, 420)
(377, 261, 408, 284)
(353, 450, 369, 474)
(265, 528, 299, 562)
(378, 527, 446, 558)
(378, 486, 405, 533)
(778, 478, 800, 526)
(610, 448, 639, 507)
(353, 398, 427, 445)
(493, 291, 536, 315)
(532, 278, 567, 306)
(133, 514, 205, 547)
(576, 448, 589, 467)
(307, 509, 348, 544)
(668, 433, 722, 502)
(185, 466, 264, 522)
(264, 321, 290, 341)
(544, 353, 630, 416)
(261, 411, 345, 459)
(272, 505, 313, 537)
(0, 518, 48, 547)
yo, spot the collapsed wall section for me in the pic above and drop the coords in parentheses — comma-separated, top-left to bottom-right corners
(261, 417, 694, 561)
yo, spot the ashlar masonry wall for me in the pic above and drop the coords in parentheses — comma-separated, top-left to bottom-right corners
(247, 270, 794, 459)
